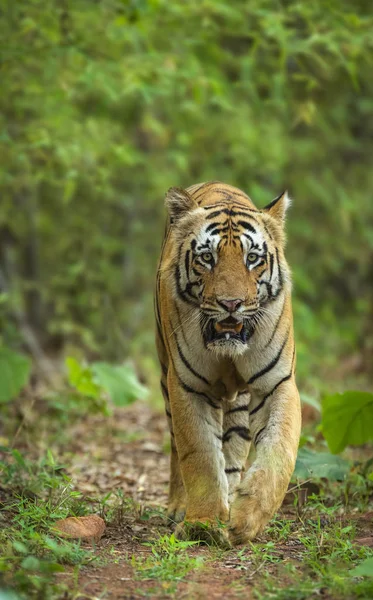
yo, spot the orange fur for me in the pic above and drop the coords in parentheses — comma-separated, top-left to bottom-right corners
(155, 182, 301, 544)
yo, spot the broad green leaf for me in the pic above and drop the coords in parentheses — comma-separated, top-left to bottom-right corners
(92, 362, 148, 406)
(65, 357, 101, 399)
(293, 447, 350, 481)
(321, 391, 373, 454)
(0, 347, 31, 404)
(350, 558, 373, 577)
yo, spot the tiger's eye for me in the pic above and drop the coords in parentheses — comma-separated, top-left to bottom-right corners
(201, 252, 213, 263)
(247, 253, 258, 263)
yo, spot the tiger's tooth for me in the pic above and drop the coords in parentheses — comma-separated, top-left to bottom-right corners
(225, 333, 230, 340)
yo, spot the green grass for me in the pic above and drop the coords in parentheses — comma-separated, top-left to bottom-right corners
(0, 448, 99, 599)
(1, 392, 373, 600)
(132, 534, 204, 594)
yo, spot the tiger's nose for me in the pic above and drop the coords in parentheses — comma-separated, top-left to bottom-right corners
(217, 298, 243, 312)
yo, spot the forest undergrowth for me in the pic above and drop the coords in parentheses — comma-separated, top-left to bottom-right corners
(1, 372, 373, 600)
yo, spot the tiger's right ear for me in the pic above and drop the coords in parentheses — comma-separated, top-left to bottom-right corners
(165, 187, 197, 223)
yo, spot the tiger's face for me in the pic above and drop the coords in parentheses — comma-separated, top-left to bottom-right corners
(165, 184, 290, 356)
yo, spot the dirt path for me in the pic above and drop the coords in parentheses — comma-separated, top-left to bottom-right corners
(58, 403, 256, 598)
(39, 401, 373, 600)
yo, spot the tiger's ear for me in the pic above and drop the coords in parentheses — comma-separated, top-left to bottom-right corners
(165, 187, 197, 223)
(263, 191, 291, 223)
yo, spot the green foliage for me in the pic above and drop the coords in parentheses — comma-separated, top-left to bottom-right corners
(294, 447, 350, 481)
(0, 450, 97, 599)
(321, 391, 373, 454)
(92, 361, 148, 406)
(350, 558, 373, 578)
(133, 534, 203, 586)
(66, 356, 148, 411)
(66, 357, 101, 399)
(1, 0, 372, 383)
(0, 347, 31, 404)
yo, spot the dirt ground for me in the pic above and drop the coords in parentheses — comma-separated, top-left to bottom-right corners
(43, 402, 372, 599)
(57, 403, 257, 598)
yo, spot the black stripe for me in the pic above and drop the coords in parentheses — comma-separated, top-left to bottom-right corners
(205, 208, 230, 219)
(248, 327, 290, 385)
(250, 372, 292, 416)
(264, 298, 286, 349)
(206, 208, 261, 220)
(193, 181, 219, 202)
(190, 182, 208, 198)
(275, 248, 283, 294)
(254, 426, 266, 445)
(223, 426, 251, 442)
(174, 243, 199, 305)
(237, 220, 256, 233)
(154, 294, 162, 326)
(225, 467, 241, 474)
(175, 264, 196, 305)
(175, 338, 210, 385)
(225, 405, 249, 415)
(178, 378, 221, 410)
(262, 221, 273, 240)
(160, 361, 168, 376)
(184, 250, 190, 279)
(208, 228, 221, 236)
(205, 222, 220, 233)
(202, 203, 259, 214)
(174, 302, 188, 347)
(263, 191, 285, 212)
(156, 318, 166, 349)
(269, 252, 274, 279)
(161, 380, 169, 400)
(242, 233, 259, 249)
(165, 408, 172, 419)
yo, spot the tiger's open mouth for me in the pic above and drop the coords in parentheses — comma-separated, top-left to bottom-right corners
(215, 317, 243, 339)
(205, 316, 249, 344)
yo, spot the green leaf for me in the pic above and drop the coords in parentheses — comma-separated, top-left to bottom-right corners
(11, 449, 27, 468)
(92, 362, 148, 406)
(12, 541, 28, 554)
(21, 556, 40, 570)
(65, 357, 101, 399)
(293, 447, 350, 481)
(0, 347, 31, 403)
(321, 391, 373, 454)
(350, 558, 373, 578)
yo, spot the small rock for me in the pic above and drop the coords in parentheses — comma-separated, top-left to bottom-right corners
(53, 515, 106, 542)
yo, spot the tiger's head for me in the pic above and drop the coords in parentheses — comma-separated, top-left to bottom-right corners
(165, 182, 291, 356)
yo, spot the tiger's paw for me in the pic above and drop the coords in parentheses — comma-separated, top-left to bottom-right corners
(167, 503, 186, 525)
(228, 493, 270, 545)
(175, 520, 231, 549)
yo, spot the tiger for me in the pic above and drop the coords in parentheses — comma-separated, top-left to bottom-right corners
(155, 181, 301, 545)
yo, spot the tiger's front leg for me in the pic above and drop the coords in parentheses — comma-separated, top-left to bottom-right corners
(167, 367, 230, 534)
(229, 378, 301, 544)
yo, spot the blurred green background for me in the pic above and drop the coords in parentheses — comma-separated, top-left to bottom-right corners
(1, 0, 372, 395)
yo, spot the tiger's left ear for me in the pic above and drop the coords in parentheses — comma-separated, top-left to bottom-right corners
(165, 187, 197, 223)
(263, 191, 291, 223)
